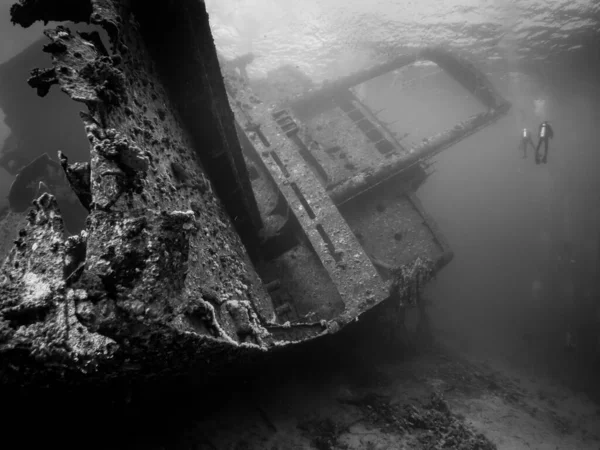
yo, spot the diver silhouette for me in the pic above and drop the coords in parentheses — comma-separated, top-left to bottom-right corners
(535, 121, 554, 164)
(519, 128, 535, 159)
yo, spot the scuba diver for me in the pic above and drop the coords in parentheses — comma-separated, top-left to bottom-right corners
(535, 121, 554, 164)
(519, 128, 535, 158)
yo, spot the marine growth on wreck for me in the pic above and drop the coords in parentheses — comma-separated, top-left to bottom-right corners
(0, 0, 509, 387)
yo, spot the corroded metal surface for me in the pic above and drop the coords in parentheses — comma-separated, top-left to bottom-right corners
(1, 194, 113, 368)
(231, 99, 389, 328)
(0, 210, 27, 263)
(328, 107, 507, 206)
(0, 0, 276, 387)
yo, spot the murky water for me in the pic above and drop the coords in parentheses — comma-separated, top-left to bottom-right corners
(203, 0, 600, 381)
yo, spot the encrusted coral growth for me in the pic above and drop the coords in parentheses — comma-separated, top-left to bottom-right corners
(365, 257, 436, 347)
(59, 151, 92, 211)
(34, 25, 127, 109)
(0, 210, 29, 263)
(10, 0, 92, 28)
(84, 117, 149, 210)
(0, 0, 272, 383)
(80, 55, 128, 107)
(1, 0, 273, 387)
(0, 194, 113, 384)
(72, 210, 196, 333)
(27, 66, 58, 96)
(390, 257, 435, 308)
(225, 300, 270, 343)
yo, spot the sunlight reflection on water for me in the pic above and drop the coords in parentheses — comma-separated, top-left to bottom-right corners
(206, 0, 599, 81)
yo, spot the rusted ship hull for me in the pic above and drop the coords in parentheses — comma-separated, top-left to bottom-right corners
(0, 0, 509, 386)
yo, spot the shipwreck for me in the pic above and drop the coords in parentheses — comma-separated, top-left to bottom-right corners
(0, 0, 510, 387)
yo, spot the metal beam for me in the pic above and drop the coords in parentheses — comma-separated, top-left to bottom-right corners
(328, 108, 508, 206)
(230, 100, 390, 327)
